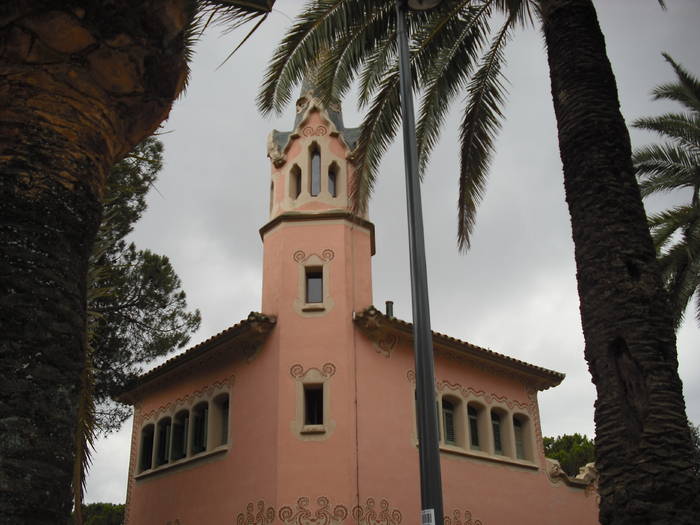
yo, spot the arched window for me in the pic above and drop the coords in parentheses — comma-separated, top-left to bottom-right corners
(212, 393, 230, 447)
(156, 417, 172, 466)
(442, 399, 456, 445)
(170, 410, 189, 461)
(290, 164, 301, 199)
(191, 402, 208, 454)
(468, 405, 481, 450)
(328, 162, 338, 197)
(139, 424, 155, 472)
(491, 411, 503, 455)
(310, 144, 321, 196)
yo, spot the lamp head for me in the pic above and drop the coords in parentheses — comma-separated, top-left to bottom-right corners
(407, 0, 443, 10)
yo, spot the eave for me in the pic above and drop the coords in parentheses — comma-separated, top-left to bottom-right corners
(117, 312, 276, 404)
(354, 306, 564, 391)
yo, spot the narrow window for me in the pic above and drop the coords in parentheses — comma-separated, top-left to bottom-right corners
(514, 415, 530, 460)
(468, 405, 480, 450)
(171, 410, 189, 461)
(305, 267, 323, 303)
(491, 412, 503, 455)
(304, 384, 323, 425)
(139, 424, 155, 472)
(270, 181, 274, 212)
(310, 144, 321, 196)
(213, 393, 230, 447)
(156, 418, 172, 466)
(442, 399, 456, 445)
(290, 164, 301, 199)
(192, 402, 208, 454)
(328, 162, 338, 197)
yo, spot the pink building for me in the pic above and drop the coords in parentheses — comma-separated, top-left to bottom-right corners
(120, 83, 599, 525)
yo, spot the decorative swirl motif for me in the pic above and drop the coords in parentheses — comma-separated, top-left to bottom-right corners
(290, 363, 336, 379)
(443, 509, 482, 525)
(279, 496, 347, 525)
(322, 363, 336, 378)
(293, 249, 334, 263)
(302, 126, 328, 137)
(375, 334, 399, 357)
(351, 498, 401, 525)
(237, 501, 275, 525)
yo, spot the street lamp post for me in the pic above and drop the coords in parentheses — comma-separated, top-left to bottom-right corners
(395, 1, 444, 525)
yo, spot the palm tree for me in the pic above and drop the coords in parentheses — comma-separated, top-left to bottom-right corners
(633, 54, 700, 331)
(0, 2, 271, 523)
(257, 1, 698, 523)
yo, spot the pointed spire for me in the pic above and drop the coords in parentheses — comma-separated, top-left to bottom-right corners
(294, 52, 345, 130)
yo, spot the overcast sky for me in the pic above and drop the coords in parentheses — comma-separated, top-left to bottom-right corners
(85, 0, 700, 504)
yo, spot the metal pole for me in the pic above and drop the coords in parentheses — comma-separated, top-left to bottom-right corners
(395, 2, 444, 524)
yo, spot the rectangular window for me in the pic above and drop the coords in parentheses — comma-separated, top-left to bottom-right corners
(304, 385, 323, 425)
(156, 420, 171, 466)
(306, 268, 323, 303)
(140, 426, 154, 471)
(442, 400, 455, 445)
(171, 413, 189, 460)
(514, 419, 526, 459)
(192, 405, 208, 454)
(492, 413, 503, 455)
(468, 406, 480, 450)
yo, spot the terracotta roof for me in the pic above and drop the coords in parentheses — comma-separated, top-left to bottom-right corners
(354, 306, 564, 390)
(118, 312, 276, 403)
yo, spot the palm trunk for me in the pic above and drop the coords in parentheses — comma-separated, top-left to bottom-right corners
(0, 3, 188, 522)
(540, 0, 699, 523)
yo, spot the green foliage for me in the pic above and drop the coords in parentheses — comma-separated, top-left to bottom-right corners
(89, 137, 201, 434)
(257, 0, 535, 249)
(69, 502, 125, 525)
(632, 54, 700, 329)
(543, 433, 595, 478)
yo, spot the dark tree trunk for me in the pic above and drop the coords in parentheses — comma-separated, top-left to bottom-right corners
(0, 2, 189, 522)
(540, 0, 699, 523)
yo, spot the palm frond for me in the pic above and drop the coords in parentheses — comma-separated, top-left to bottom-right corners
(358, 33, 398, 107)
(350, 67, 403, 215)
(258, 0, 387, 115)
(652, 54, 700, 112)
(456, 14, 514, 250)
(633, 143, 698, 196)
(648, 204, 697, 251)
(415, 2, 494, 178)
(315, 4, 395, 104)
(633, 113, 700, 151)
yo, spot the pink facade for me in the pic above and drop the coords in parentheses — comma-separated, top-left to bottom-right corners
(121, 90, 599, 525)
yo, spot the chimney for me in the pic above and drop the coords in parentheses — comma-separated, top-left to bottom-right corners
(385, 301, 394, 317)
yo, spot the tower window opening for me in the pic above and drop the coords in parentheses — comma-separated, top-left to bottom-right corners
(304, 384, 323, 425)
(290, 165, 301, 199)
(328, 162, 338, 197)
(305, 267, 323, 303)
(270, 181, 274, 212)
(310, 144, 321, 196)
